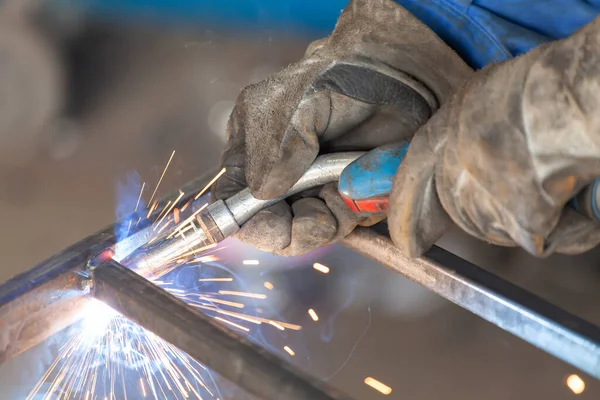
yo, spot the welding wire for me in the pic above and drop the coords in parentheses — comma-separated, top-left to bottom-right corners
(92, 260, 351, 400)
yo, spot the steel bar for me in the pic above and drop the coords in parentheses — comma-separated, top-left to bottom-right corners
(343, 227, 600, 380)
(0, 228, 104, 363)
(92, 259, 352, 400)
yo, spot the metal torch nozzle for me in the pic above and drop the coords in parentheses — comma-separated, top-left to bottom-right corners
(121, 152, 365, 280)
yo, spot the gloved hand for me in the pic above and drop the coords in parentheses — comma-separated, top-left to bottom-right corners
(390, 16, 600, 258)
(212, 0, 471, 256)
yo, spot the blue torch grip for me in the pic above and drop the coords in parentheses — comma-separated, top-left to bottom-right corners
(571, 178, 600, 222)
(340, 142, 600, 223)
(338, 142, 409, 216)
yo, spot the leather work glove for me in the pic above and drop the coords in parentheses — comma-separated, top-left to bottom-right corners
(389, 16, 600, 258)
(212, 0, 472, 256)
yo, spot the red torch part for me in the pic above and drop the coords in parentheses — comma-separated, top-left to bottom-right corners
(342, 195, 389, 214)
(342, 196, 360, 213)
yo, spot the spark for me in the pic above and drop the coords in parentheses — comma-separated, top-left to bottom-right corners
(283, 346, 295, 356)
(155, 200, 172, 223)
(313, 262, 330, 274)
(191, 304, 301, 330)
(146, 200, 159, 219)
(308, 309, 319, 322)
(133, 216, 143, 231)
(214, 317, 250, 332)
(180, 199, 193, 212)
(31, 173, 314, 400)
(268, 321, 285, 331)
(168, 243, 217, 262)
(164, 288, 186, 294)
(195, 255, 220, 263)
(135, 182, 146, 212)
(155, 190, 185, 230)
(148, 150, 176, 206)
(198, 278, 233, 282)
(200, 307, 262, 325)
(364, 377, 392, 395)
(156, 219, 173, 235)
(194, 168, 226, 200)
(218, 290, 267, 299)
(566, 374, 585, 394)
(168, 203, 208, 239)
(197, 296, 245, 309)
(28, 300, 217, 400)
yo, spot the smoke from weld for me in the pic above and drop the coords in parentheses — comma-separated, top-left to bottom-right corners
(114, 171, 146, 259)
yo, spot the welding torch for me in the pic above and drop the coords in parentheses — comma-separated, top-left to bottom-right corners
(126, 142, 600, 279)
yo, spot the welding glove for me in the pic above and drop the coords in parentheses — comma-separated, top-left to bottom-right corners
(212, 0, 472, 256)
(390, 16, 600, 258)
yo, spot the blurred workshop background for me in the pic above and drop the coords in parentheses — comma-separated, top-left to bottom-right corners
(1, 0, 600, 399)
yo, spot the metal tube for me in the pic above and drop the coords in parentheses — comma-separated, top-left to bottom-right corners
(92, 259, 352, 400)
(225, 152, 364, 225)
(342, 227, 600, 379)
(0, 226, 109, 362)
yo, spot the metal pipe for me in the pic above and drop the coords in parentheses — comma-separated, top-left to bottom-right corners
(225, 152, 364, 225)
(0, 226, 107, 362)
(342, 227, 600, 380)
(92, 259, 352, 400)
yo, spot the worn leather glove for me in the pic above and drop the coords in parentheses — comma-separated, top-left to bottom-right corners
(390, 16, 600, 258)
(212, 0, 471, 256)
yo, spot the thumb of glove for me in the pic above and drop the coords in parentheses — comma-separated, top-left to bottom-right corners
(387, 106, 455, 257)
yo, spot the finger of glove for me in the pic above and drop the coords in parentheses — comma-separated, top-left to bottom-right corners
(333, 0, 472, 102)
(245, 0, 472, 201)
(212, 102, 247, 201)
(243, 69, 329, 200)
(234, 202, 293, 253)
(546, 209, 600, 255)
(277, 197, 338, 257)
(387, 109, 454, 258)
(319, 182, 363, 240)
(522, 17, 600, 208)
(243, 62, 436, 200)
(438, 19, 600, 255)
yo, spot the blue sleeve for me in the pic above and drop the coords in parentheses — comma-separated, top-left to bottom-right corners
(67, 0, 599, 69)
(395, 0, 600, 69)
(57, 0, 348, 37)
